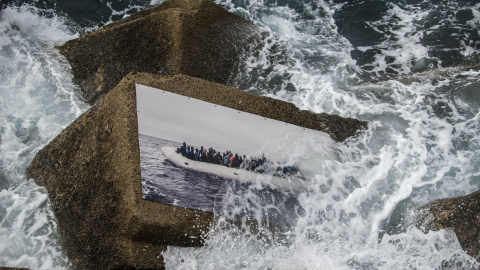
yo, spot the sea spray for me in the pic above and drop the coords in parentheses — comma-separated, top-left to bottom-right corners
(0, 5, 88, 269)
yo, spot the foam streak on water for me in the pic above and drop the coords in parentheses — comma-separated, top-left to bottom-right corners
(0, 5, 88, 269)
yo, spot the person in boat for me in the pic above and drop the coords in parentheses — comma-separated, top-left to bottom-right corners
(187, 146, 195, 160)
(211, 149, 218, 164)
(201, 148, 207, 162)
(247, 159, 255, 171)
(179, 142, 187, 156)
(244, 159, 251, 171)
(220, 152, 225, 165)
(194, 148, 200, 161)
(231, 154, 239, 168)
(228, 154, 234, 167)
(220, 153, 226, 165)
(223, 152, 229, 166)
(207, 148, 213, 163)
(213, 151, 221, 165)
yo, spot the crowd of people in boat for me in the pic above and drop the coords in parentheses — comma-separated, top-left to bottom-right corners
(175, 142, 299, 175)
(176, 142, 267, 171)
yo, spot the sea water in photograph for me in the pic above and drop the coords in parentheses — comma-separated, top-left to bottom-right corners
(139, 134, 229, 212)
(1, 0, 479, 269)
(139, 133, 303, 229)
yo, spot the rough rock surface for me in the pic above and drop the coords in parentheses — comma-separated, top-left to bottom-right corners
(28, 72, 367, 269)
(58, 0, 265, 104)
(27, 75, 217, 270)
(415, 190, 480, 261)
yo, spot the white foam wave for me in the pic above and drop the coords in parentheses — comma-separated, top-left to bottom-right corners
(222, 0, 358, 99)
(358, 3, 431, 76)
(350, 1, 480, 77)
(0, 182, 71, 269)
(0, 5, 88, 269)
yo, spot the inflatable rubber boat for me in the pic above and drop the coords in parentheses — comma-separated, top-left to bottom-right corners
(161, 146, 307, 193)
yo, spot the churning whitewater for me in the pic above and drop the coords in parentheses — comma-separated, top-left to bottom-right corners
(1, 0, 479, 269)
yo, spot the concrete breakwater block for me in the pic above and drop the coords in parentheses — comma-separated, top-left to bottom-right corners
(58, 0, 267, 104)
(27, 73, 367, 269)
(415, 190, 480, 261)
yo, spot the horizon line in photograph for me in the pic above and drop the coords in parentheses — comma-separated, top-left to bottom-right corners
(135, 83, 332, 160)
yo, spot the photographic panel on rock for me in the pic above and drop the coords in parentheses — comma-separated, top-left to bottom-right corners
(135, 84, 333, 212)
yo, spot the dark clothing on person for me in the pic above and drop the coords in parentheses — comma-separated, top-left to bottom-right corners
(207, 151, 214, 163)
(201, 150, 207, 162)
(214, 154, 222, 165)
(179, 143, 187, 156)
(232, 154, 239, 168)
(187, 150, 195, 160)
